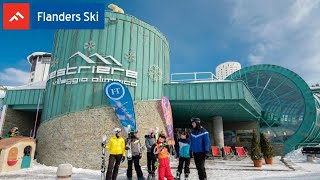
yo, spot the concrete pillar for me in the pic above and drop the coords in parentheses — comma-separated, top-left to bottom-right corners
(212, 116, 224, 148)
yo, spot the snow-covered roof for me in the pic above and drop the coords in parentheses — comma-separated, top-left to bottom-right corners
(27, 52, 51, 64)
(310, 86, 320, 90)
(10, 81, 47, 90)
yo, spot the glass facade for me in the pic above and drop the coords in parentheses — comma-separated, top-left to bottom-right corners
(227, 65, 318, 153)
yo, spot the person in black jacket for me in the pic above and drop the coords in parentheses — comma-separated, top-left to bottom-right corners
(190, 118, 210, 180)
(145, 128, 156, 179)
(175, 131, 191, 180)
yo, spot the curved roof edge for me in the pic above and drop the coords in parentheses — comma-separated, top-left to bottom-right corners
(227, 64, 317, 154)
(27, 52, 51, 64)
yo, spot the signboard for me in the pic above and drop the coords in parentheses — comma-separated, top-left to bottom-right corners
(48, 51, 138, 87)
(161, 96, 174, 140)
(224, 130, 236, 144)
(104, 81, 136, 133)
(236, 130, 253, 143)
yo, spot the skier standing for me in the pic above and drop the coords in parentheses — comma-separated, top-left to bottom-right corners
(125, 130, 144, 180)
(154, 134, 174, 180)
(175, 131, 191, 180)
(105, 128, 126, 180)
(145, 128, 156, 179)
(190, 118, 210, 180)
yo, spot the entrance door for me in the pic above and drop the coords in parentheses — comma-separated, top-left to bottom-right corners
(21, 146, 32, 169)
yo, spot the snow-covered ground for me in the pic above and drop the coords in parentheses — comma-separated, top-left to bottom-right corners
(1, 149, 320, 180)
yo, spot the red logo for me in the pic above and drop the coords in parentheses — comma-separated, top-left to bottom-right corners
(3, 3, 30, 30)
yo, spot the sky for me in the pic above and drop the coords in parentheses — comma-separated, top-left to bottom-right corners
(1, 0, 320, 86)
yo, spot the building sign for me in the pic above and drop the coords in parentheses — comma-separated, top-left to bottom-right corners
(236, 130, 253, 143)
(48, 51, 138, 87)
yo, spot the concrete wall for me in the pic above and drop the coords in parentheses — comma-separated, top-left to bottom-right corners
(2, 108, 35, 137)
(36, 100, 166, 169)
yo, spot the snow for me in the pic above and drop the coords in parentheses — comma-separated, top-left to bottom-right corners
(10, 81, 47, 90)
(1, 152, 320, 180)
(27, 52, 51, 63)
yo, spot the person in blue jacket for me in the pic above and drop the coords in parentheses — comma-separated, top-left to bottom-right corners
(190, 117, 210, 180)
(175, 131, 191, 180)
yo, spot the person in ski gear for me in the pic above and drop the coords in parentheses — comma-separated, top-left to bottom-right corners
(154, 134, 174, 180)
(105, 128, 126, 180)
(145, 128, 156, 179)
(4, 127, 20, 138)
(125, 130, 144, 180)
(175, 131, 191, 180)
(190, 117, 210, 180)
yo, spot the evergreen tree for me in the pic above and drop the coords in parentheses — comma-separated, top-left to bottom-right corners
(260, 133, 274, 159)
(250, 130, 263, 161)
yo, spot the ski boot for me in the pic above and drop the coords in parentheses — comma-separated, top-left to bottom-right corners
(175, 171, 181, 180)
(138, 176, 146, 180)
(147, 172, 155, 180)
(127, 177, 133, 180)
(185, 173, 189, 180)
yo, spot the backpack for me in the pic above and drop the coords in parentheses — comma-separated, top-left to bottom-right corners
(150, 143, 157, 159)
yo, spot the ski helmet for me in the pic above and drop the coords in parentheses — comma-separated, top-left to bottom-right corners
(190, 117, 201, 123)
(113, 128, 122, 134)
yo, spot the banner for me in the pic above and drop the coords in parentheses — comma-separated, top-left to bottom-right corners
(161, 96, 174, 140)
(0, 99, 6, 136)
(104, 81, 136, 133)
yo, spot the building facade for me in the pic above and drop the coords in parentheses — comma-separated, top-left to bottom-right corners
(2, 11, 320, 170)
(216, 61, 241, 80)
(27, 52, 51, 83)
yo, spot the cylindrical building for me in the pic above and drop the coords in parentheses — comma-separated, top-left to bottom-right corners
(216, 61, 241, 80)
(37, 11, 170, 169)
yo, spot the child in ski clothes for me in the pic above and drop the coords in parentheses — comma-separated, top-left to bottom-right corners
(125, 130, 144, 180)
(145, 128, 156, 177)
(175, 132, 191, 180)
(154, 134, 174, 180)
(105, 128, 126, 180)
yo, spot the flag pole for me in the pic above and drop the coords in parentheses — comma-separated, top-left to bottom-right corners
(32, 92, 42, 139)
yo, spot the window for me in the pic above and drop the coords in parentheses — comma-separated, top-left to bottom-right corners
(30, 59, 37, 72)
(42, 57, 51, 64)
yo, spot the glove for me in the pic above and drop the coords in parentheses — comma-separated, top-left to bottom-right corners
(125, 146, 130, 150)
(139, 153, 142, 159)
(205, 152, 210, 159)
(121, 156, 125, 163)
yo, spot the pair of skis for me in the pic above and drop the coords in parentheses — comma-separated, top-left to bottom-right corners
(101, 135, 107, 180)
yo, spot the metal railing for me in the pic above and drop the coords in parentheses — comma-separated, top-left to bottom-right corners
(170, 72, 218, 83)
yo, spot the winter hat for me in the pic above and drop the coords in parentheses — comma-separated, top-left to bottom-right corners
(190, 117, 201, 123)
(159, 133, 166, 139)
(113, 128, 122, 134)
(148, 128, 154, 135)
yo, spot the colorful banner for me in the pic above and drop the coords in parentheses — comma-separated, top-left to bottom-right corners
(104, 81, 136, 133)
(161, 96, 174, 140)
(0, 99, 6, 136)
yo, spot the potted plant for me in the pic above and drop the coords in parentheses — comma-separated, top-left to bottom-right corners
(260, 133, 274, 164)
(251, 130, 263, 167)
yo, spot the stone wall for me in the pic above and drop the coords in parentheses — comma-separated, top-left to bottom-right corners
(1, 108, 35, 137)
(36, 100, 166, 169)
